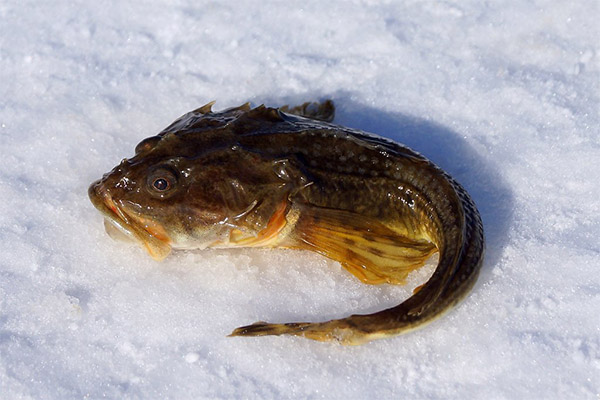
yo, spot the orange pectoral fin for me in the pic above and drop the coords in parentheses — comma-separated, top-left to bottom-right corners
(291, 205, 437, 285)
(143, 239, 172, 261)
(229, 201, 290, 247)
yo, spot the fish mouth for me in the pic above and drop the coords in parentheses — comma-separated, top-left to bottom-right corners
(88, 180, 172, 261)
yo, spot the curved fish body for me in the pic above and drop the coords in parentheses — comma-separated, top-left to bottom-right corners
(89, 100, 484, 345)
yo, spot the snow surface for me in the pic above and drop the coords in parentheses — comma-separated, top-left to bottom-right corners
(1, 0, 599, 398)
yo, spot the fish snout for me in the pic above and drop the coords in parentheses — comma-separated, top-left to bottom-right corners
(88, 179, 108, 210)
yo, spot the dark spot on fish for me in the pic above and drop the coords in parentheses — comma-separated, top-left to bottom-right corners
(346, 249, 360, 263)
(369, 247, 384, 257)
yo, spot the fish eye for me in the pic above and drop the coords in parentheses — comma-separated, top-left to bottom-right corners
(153, 178, 170, 191)
(147, 168, 178, 197)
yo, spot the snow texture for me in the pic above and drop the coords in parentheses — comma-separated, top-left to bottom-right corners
(1, 0, 599, 399)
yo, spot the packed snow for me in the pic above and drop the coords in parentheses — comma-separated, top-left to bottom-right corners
(1, 0, 599, 398)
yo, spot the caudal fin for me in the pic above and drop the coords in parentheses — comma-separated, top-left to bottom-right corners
(229, 318, 376, 346)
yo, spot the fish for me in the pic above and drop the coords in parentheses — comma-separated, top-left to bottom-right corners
(88, 100, 485, 345)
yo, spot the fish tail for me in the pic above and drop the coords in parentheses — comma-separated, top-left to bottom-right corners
(229, 242, 482, 345)
(228, 319, 375, 346)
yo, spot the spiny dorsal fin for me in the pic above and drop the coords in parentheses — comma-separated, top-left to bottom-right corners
(231, 102, 251, 112)
(226, 105, 286, 136)
(245, 105, 285, 121)
(193, 100, 216, 114)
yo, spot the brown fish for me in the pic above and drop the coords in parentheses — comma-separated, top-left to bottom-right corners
(88, 100, 484, 345)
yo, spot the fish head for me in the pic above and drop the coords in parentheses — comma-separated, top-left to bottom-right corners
(89, 130, 301, 260)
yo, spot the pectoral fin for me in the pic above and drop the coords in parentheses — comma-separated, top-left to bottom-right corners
(228, 200, 292, 248)
(291, 205, 437, 285)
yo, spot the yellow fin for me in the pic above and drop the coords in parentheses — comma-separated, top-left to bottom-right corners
(292, 206, 437, 285)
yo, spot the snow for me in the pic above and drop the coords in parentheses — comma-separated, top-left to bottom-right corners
(1, 0, 599, 398)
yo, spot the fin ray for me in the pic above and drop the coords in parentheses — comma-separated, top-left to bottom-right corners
(291, 205, 437, 285)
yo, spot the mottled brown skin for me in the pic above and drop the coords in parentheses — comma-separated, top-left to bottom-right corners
(89, 100, 485, 345)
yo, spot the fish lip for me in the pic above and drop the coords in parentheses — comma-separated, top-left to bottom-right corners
(88, 180, 172, 260)
(88, 181, 128, 226)
(89, 180, 118, 221)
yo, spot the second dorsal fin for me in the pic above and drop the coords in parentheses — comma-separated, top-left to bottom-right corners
(280, 100, 335, 123)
